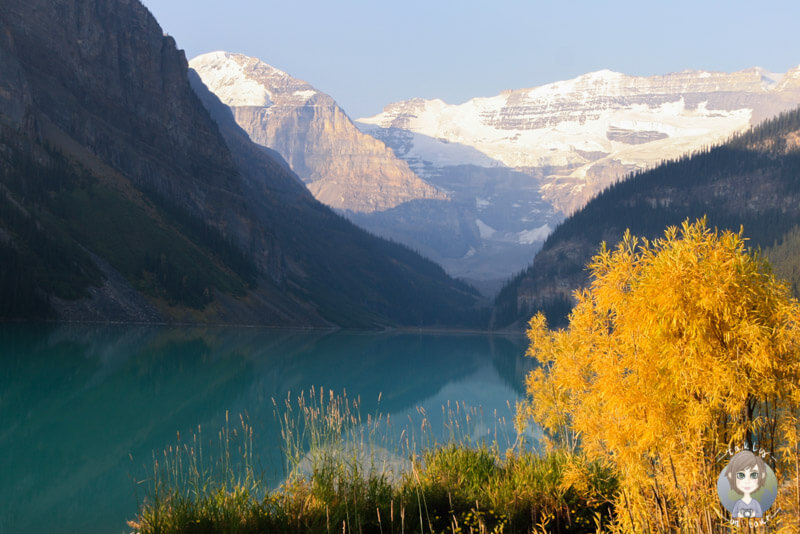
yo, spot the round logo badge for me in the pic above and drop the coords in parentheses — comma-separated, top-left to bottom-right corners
(717, 450, 777, 520)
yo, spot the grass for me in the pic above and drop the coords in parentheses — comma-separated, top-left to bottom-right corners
(130, 390, 617, 533)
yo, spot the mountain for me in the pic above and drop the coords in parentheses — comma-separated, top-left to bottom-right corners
(491, 107, 800, 329)
(360, 67, 800, 213)
(0, 0, 482, 328)
(189, 51, 446, 213)
(191, 52, 563, 293)
(354, 67, 800, 288)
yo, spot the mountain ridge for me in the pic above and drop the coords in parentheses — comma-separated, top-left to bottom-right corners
(491, 106, 800, 329)
(344, 64, 800, 287)
(193, 54, 800, 289)
(190, 51, 447, 213)
(0, 0, 483, 328)
(359, 64, 800, 213)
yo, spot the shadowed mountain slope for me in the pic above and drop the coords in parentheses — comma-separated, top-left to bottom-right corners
(493, 107, 800, 329)
(0, 0, 482, 328)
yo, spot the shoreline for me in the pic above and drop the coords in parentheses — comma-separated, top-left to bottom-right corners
(0, 319, 526, 335)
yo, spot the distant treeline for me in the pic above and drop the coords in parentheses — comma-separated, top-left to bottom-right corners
(494, 106, 800, 328)
(290, 204, 486, 328)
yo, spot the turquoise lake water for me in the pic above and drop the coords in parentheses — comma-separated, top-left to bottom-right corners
(0, 324, 532, 533)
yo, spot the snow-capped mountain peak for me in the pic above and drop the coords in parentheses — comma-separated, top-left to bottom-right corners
(358, 64, 800, 214)
(193, 56, 800, 288)
(190, 52, 446, 214)
(190, 51, 274, 107)
(191, 51, 320, 108)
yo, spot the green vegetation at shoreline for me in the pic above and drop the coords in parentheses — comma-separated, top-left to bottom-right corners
(131, 394, 616, 534)
(132, 218, 800, 533)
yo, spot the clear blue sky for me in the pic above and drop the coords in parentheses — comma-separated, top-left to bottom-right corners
(142, 0, 800, 119)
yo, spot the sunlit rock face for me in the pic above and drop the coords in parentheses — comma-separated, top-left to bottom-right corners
(190, 52, 446, 213)
(0, 1, 480, 326)
(358, 66, 800, 215)
(193, 53, 800, 289)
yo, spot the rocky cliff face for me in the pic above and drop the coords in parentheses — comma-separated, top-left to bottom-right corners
(0, 24, 34, 134)
(359, 67, 800, 214)
(1, 1, 250, 225)
(190, 52, 446, 213)
(0, 0, 482, 327)
(491, 107, 800, 329)
(191, 52, 563, 289)
(338, 67, 800, 288)
(187, 47, 800, 292)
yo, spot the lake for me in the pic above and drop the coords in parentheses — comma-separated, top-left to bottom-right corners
(0, 324, 533, 533)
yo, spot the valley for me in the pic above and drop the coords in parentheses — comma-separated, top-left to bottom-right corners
(192, 53, 800, 291)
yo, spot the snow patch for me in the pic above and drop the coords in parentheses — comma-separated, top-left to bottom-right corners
(517, 224, 551, 245)
(293, 89, 318, 101)
(476, 219, 497, 239)
(356, 64, 793, 170)
(191, 51, 272, 107)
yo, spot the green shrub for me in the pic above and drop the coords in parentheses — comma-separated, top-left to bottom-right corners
(133, 391, 618, 533)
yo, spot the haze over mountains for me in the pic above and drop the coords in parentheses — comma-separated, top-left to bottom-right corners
(190, 52, 446, 213)
(492, 107, 800, 329)
(0, 0, 481, 327)
(2, 0, 799, 332)
(194, 53, 800, 292)
(359, 67, 800, 213)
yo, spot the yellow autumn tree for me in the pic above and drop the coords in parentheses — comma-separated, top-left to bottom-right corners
(517, 218, 800, 533)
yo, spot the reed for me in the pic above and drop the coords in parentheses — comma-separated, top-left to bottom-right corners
(131, 389, 616, 533)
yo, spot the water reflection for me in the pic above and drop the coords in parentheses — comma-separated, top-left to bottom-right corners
(0, 325, 531, 534)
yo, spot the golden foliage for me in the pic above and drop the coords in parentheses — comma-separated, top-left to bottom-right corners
(518, 218, 800, 533)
